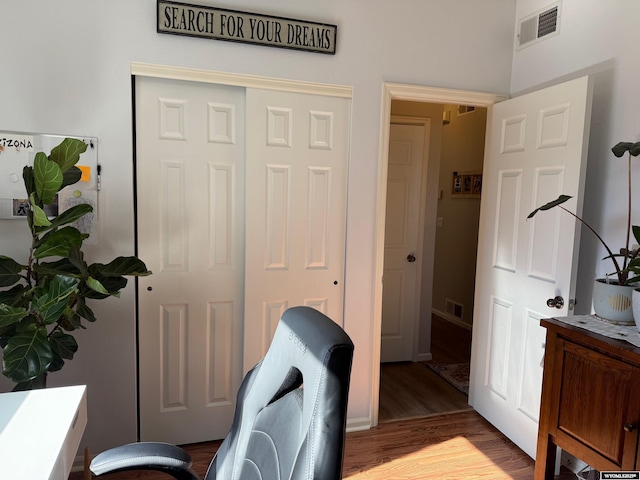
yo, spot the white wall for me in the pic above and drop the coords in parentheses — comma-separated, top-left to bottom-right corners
(0, 0, 516, 454)
(511, 0, 640, 315)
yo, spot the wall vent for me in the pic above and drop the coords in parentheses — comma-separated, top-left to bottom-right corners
(445, 299, 464, 320)
(517, 2, 560, 50)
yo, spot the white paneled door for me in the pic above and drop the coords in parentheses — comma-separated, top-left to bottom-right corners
(469, 76, 593, 458)
(136, 77, 246, 444)
(136, 76, 351, 445)
(380, 122, 428, 362)
(243, 88, 351, 371)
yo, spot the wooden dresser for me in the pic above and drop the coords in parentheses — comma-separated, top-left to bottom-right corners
(535, 317, 640, 479)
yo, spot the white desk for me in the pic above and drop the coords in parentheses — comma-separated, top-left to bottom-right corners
(0, 385, 87, 480)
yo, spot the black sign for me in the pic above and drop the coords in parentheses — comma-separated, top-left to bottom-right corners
(157, 1, 337, 54)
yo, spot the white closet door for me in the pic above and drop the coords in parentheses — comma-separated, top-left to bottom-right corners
(136, 76, 245, 444)
(243, 88, 351, 371)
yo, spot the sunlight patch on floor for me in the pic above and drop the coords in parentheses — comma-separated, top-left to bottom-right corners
(343, 435, 519, 479)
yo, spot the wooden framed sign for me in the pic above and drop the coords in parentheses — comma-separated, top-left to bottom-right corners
(157, 1, 337, 54)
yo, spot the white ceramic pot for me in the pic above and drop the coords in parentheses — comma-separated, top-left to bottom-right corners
(592, 278, 635, 325)
(633, 289, 640, 331)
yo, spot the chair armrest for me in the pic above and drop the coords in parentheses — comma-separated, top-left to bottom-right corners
(90, 442, 200, 480)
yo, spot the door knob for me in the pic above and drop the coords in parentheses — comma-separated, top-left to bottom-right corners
(546, 296, 564, 309)
(624, 423, 636, 433)
(407, 253, 416, 263)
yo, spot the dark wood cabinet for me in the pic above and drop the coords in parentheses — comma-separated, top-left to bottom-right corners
(535, 317, 640, 479)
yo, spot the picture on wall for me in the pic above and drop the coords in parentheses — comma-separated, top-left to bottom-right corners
(452, 171, 482, 198)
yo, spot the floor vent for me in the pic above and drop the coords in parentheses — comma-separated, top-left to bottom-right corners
(517, 2, 560, 50)
(445, 299, 464, 320)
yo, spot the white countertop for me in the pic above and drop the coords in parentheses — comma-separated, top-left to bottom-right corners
(0, 385, 87, 480)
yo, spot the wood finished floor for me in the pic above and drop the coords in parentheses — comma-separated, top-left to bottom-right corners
(74, 411, 577, 479)
(72, 317, 576, 479)
(379, 315, 473, 423)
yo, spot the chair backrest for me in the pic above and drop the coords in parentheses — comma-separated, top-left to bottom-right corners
(205, 306, 354, 480)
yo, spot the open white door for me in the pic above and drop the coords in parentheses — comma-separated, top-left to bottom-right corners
(243, 88, 351, 371)
(469, 75, 593, 458)
(380, 121, 429, 362)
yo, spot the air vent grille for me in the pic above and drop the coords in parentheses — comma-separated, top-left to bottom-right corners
(538, 6, 558, 38)
(517, 2, 560, 50)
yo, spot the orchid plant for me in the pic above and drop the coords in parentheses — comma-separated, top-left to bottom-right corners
(528, 141, 640, 286)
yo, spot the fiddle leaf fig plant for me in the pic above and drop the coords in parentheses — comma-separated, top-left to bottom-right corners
(528, 141, 640, 286)
(0, 138, 151, 390)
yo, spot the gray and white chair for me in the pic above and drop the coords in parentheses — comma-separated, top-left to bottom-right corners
(90, 306, 354, 480)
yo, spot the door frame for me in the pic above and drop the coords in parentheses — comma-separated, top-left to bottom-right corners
(131, 63, 353, 98)
(372, 82, 507, 426)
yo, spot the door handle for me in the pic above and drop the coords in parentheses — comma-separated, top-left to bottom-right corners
(407, 253, 416, 263)
(546, 296, 564, 309)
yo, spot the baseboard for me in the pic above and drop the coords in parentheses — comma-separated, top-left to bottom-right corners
(432, 308, 472, 331)
(346, 417, 371, 433)
(71, 453, 86, 474)
(416, 352, 432, 362)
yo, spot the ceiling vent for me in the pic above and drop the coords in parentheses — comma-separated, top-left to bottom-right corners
(517, 2, 560, 50)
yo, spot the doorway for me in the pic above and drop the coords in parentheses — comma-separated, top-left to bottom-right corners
(378, 102, 487, 422)
(374, 84, 506, 426)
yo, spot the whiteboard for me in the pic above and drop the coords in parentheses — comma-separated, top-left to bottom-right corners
(0, 131, 99, 240)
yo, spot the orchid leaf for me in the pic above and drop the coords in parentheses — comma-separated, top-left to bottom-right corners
(612, 141, 640, 157)
(527, 195, 572, 219)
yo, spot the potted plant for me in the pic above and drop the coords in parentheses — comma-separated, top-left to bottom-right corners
(528, 141, 640, 324)
(0, 138, 151, 390)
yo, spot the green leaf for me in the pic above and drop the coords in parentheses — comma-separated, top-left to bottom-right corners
(47, 353, 65, 373)
(633, 225, 640, 245)
(32, 203, 52, 228)
(60, 166, 83, 189)
(93, 256, 153, 277)
(12, 374, 47, 391)
(612, 141, 640, 157)
(0, 285, 29, 308)
(50, 331, 78, 360)
(33, 258, 82, 279)
(32, 275, 79, 325)
(86, 276, 110, 295)
(81, 275, 128, 299)
(0, 256, 24, 287)
(2, 327, 53, 383)
(0, 304, 28, 328)
(49, 138, 88, 173)
(527, 195, 573, 219)
(67, 247, 90, 277)
(22, 165, 35, 198)
(34, 226, 83, 259)
(34, 152, 63, 204)
(47, 203, 93, 230)
(75, 297, 96, 323)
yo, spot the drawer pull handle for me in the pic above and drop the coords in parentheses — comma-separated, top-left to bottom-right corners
(624, 423, 636, 432)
